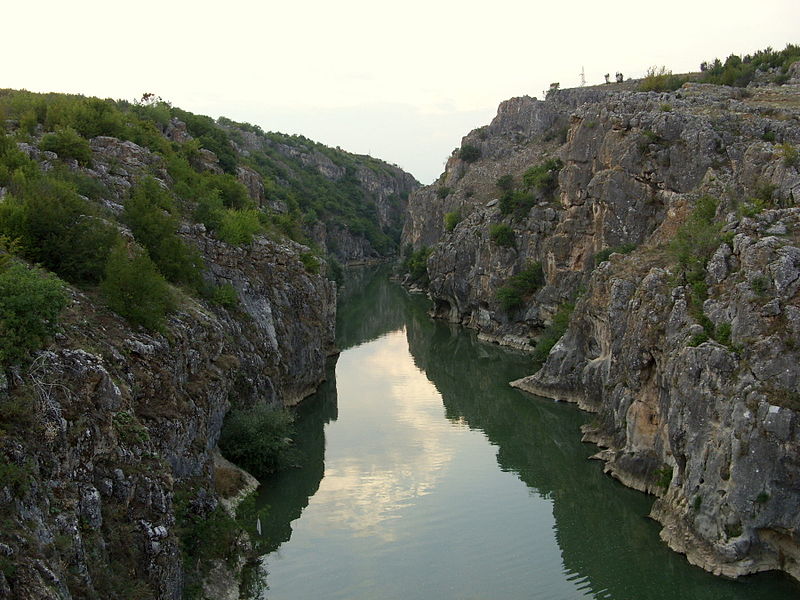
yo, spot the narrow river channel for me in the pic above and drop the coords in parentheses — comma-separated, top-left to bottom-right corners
(253, 266, 799, 600)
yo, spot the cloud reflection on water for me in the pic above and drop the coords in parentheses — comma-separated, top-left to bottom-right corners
(306, 328, 460, 541)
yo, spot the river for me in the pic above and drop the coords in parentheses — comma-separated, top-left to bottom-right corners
(253, 266, 799, 599)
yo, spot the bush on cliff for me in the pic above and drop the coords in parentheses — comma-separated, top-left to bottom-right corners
(490, 223, 516, 248)
(0, 177, 120, 285)
(101, 243, 175, 331)
(638, 66, 689, 92)
(523, 158, 563, 197)
(499, 190, 534, 216)
(40, 126, 93, 166)
(124, 177, 203, 286)
(218, 404, 297, 477)
(700, 44, 800, 87)
(0, 260, 67, 366)
(669, 195, 721, 283)
(532, 302, 575, 366)
(403, 246, 433, 285)
(444, 210, 461, 232)
(459, 144, 481, 163)
(218, 209, 263, 245)
(496, 262, 545, 312)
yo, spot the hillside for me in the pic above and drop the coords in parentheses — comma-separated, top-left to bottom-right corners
(0, 90, 419, 265)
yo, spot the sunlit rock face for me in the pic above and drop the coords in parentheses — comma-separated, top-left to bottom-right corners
(405, 76, 800, 581)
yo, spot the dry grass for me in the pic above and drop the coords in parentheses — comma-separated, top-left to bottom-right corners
(214, 464, 247, 498)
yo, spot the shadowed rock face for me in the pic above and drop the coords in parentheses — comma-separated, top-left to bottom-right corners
(404, 77, 800, 581)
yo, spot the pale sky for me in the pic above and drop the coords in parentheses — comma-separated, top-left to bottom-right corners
(4, 1, 798, 183)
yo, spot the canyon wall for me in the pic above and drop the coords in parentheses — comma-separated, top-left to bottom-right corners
(403, 76, 800, 579)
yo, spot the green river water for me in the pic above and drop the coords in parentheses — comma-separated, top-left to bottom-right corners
(254, 267, 799, 600)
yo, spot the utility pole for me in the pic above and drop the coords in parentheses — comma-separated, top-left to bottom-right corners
(580, 66, 586, 87)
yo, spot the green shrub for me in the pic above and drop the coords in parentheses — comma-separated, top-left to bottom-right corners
(715, 322, 732, 347)
(700, 44, 800, 87)
(496, 287, 524, 312)
(0, 262, 67, 365)
(499, 189, 535, 216)
(125, 177, 203, 286)
(777, 143, 798, 167)
(754, 181, 777, 204)
(496, 174, 514, 191)
(218, 209, 262, 245)
(639, 66, 688, 92)
(532, 302, 574, 365)
(688, 331, 709, 347)
(0, 178, 120, 284)
(403, 246, 432, 284)
(113, 411, 150, 445)
(496, 262, 545, 312)
(205, 173, 251, 209)
(211, 283, 239, 309)
(40, 126, 92, 166)
(175, 488, 268, 598)
(444, 210, 461, 232)
(0, 455, 31, 495)
(194, 191, 225, 232)
(436, 186, 451, 199)
(751, 275, 769, 295)
(669, 195, 721, 283)
(300, 251, 320, 274)
(522, 158, 563, 197)
(101, 243, 175, 331)
(219, 404, 296, 477)
(51, 165, 110, 200)
(459, 144, 481, 163)
(489, 223, 515, 248)
(655, 466, 673, 490)
(327, 257, 344, 285)
(72, 97, 125, 139)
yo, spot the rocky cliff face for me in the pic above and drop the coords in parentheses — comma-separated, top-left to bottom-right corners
(0, 233, 335, 600)
(0, 96, 339, 599)
(403, 77, 800, 580)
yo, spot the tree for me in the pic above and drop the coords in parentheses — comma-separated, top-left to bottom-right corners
(101, 243, 175, 331)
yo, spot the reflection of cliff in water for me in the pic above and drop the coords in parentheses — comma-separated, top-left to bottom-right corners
(404, 295, 800, 600)
(254, 359, 338, 553)
(336, 265, 408, 351)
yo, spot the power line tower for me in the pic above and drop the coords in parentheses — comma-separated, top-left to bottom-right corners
(580, 66, 586, 87)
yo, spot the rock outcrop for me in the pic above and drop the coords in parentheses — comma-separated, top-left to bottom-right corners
(404, 77, 800, 580)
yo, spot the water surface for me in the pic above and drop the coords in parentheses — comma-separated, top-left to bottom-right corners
(256, 267, 799, 599)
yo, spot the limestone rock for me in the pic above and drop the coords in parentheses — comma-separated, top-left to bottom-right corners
(408, 79, 800, 581)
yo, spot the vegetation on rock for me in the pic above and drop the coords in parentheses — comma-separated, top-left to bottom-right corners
(489, 223, 516, 248)
(0, 259, 67, 365)
(218, 404, 297, 478)
(699, 43, 800, 86)
(496, 262, 545, 312)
